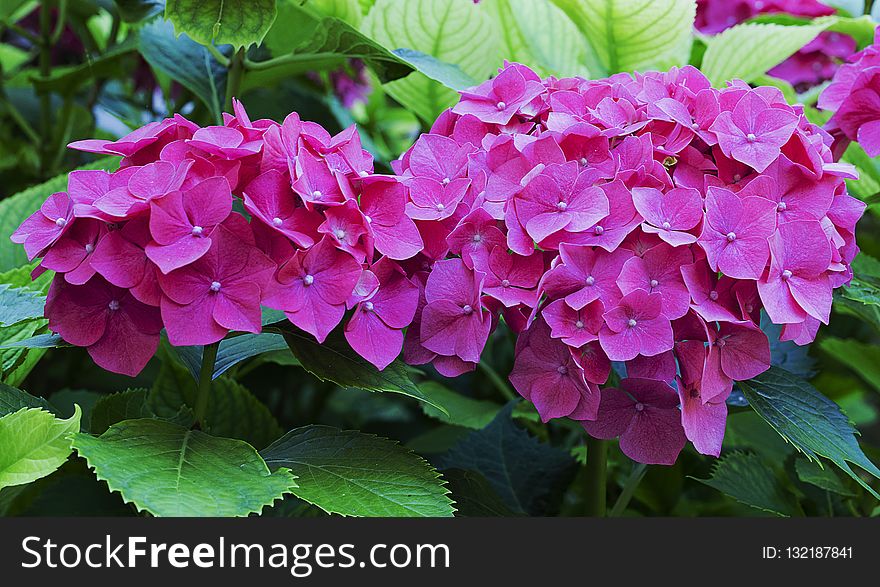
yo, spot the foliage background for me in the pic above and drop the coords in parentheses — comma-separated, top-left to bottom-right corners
(1, 0, 879, 518)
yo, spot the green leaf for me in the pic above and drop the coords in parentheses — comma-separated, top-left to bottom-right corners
(115, 0, 166, 23)
(819, 337, 880, 393)
(436, 404, 576, 514)
(89, 389, 152, 435)
(72, 419, 296, 516)
(30, 37, 138, 94)
(695, 451, 798, 516)
(0, 382, 54, 416)
(420, 382, 501, 429)
(362, 0, 500, 123)
(0, 283, 44, 327)
(391, 48, 476, 91)
(0, 333, 65, 350)
(740, 366, 880, 498)
(0, 406, 81, 490)
(282, 326, 448, 414)
(165, 0, 277, 50)
(306, 0, 364, 26)
(795, 457, 856, 496)
(701, 21, 832, 86)
(441, 468, 517, 516)
(549, 0, 696, 76)
(761, 313, 816, 377)
(150, 353, 283, 449)
(483, 0, 592, 77)
(139, 19, 227, 121)
(261, 425, 454, 517)
(0, 158, 119, 273)
(172, 333, 289, 381)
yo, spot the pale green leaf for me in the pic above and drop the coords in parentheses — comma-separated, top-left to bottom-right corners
(740, 366, 880, 498)
(0, 283, 44, 327)
(363, 0, 500, 122)
(0, 406, 81, 489)
(695, 451, 798, 516)
(420, 382, 501, 429)
(702, 21, 833, 86)
(165, 0, 278, 50)
(549, 0, 696, 75)
(72, 419, 296, 516)
(261, 425, 454, 517)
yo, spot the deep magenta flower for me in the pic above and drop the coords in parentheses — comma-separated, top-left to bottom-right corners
(90, 218, 161, 306)
(405, 177, 469, 221)
(599, 289, 673, 361)
(40, 218, 106, 285)
(539, 244, 631, 311)
(617, 243, 693, 320)
(675, 340, 726, 457)
(11, 192, 74, 260)
(702, 320, 771, 403)
(242, 169, 319, 248)
(477, 246, 543, 308)
(542, 298, 603, 348)
(359, 176, 423, 260)
(583, 378, 687, 465)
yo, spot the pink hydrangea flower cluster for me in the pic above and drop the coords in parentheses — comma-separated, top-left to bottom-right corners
(394, 62, 864, 465)
(820, 29, 880, 158)
(12, 100, 423, 375)
(696, 0, 856, 91)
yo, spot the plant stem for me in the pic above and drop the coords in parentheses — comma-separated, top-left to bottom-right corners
(38, 0, 53, 178)
(478, 362, 516, 401)
(609, 463, 647, 517)
(225, 48, 245, 110)
(193, 342, 220, 427)
(206, 43, 231, 68)
(584, 436, 608, 517)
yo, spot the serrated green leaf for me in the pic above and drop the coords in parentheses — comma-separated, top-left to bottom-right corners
(72, 419, 295, 517)
(549, 0, 695, 75)
(695, 451, 798, 516)
(420, 382, 501, 429)
(0, 382, 54, 416)
(795, 457, 856, 496)
(702, 21, 832, 86)
(261, 425, 454, 517)
(363, 0, 500, 123)
(441, 468, 516, 516)
(740, 366, 880, 499)
(0, 283, 44, 327)
(282, 326, 447, 414)
(0, 406, 81, 489)
(89, 389, 152, 435)
(436, 404, 576, 514)
(0, 158, 119, 273)
(165, 0, 277, 50)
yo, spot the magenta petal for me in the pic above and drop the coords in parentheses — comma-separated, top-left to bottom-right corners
(345, 308, 404, 371)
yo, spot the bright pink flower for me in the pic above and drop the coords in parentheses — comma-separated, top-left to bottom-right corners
(318, 199, 372, 262)
(402, 134, 471, 183)
(702, 320, 770, 404)
(477, 246, 543, 307)
(158, 223, 276, 346)
(11, 192, 74, 260)
(345, 258, 418, 370)
(626, 350, 676, 382)
(46, 276, 162, 376)
(631, 186, 702, 246)
(710, 90, 798, 172)
(758, 220, 832, 325)
(509, 318, 598, 422)
(747, 156, 837, 222)
(542, 298, 603, 348)
(453, 64, 545, 125)
(447, 208, 507, 269)
(599, 289, 673, 361)
(94, 160, 192, 218)
(187, 125, 262, 160)
(831, 68, 880, 157)
(359, 177, 423, 260)
(617, 243, 693, 320)
(541, 180, 641, 251)
(539, 244, 631, 311)
(680, 260, 740, 323)
(292, 151, 352, 207)
(243, 169, 319, 248)
(405, 177, 469, 221)
(675, 340, 726, 457)
(583, 378, 687, 465)
(41, 219, 106, 285)
(90, 218, 161, 306)
(265, 236, 362, 343)
(698, 186, 777, 279)
(420, 259, 491, 363)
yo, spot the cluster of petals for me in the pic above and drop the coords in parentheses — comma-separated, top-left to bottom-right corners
(13, 100, 420, 375)
(394, 61, 864, 464)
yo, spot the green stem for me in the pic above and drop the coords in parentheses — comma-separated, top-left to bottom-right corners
(478, 362, 516, 401)
(50, 0, 67, 44)
(225, 48, 245, 110)
(38, 1, 53, 178)
(193, 342, 220, 427)
(584, 436, 608, 517)
(609, 463, 647, 517)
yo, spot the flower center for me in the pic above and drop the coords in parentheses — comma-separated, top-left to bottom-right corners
(691, 122, 700, 130)
(501, 279, 510, 288)
(746, 133, 756, 142)
(579, 157, 588, 166)
(312, 190, 323, 199)
(733, 173, 742, 183)
(661, 221, 671, 230)
(716, 337, 727, 348)
(496, 101, 507, 111)
(364, 301, 374, 312)
(436, 203, 445, 211)
(650, 279, 659, 288)
(441, 177, 450, 186)
(84, 243, 95, 254)
(627, 318, 638, 328)
(359, 170, 369, 177)
(781, 269, 792, 281)
(472, 234, 482, 243)
(594, 225, 604, 235)
(556, 201, 568, 211)
(303, 274, 315, 286)
(634, 402, 645, 412)
(334, 228, 346, 239)
(556, 365, 568, 375)
(585, 276, 595, 286)
(210, 281, 221, 292)
(272, 217, 284, 227)
(55, 217, 67, 228)
(191, 225, 204, 237)
(364, 215, 372, 224)
(575, 320, 584, 329)
(462, 304, 473, 315)
(776, 201, 787, 212)
(726, 231, 737, 242)
(108, 300, 120, 311)
(709, 290, 719, 301)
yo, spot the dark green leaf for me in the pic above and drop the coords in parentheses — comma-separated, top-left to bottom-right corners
(695, 451, 799, 516)
(261, 425, 454, 517)
(795, 457, 856, 497)
(0, 382, 54, 416)
(0, 333, 65, 349)
(442, 468, 517, 517)
(435, 404, 576, 515)
(420, 381, 501, 429)
(89, 389, 152, 435)
(819, 337, 880, 393)
(115, 0, 166, 23)
(740, 366, 880, 498)
(173, 333, 289, 381)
